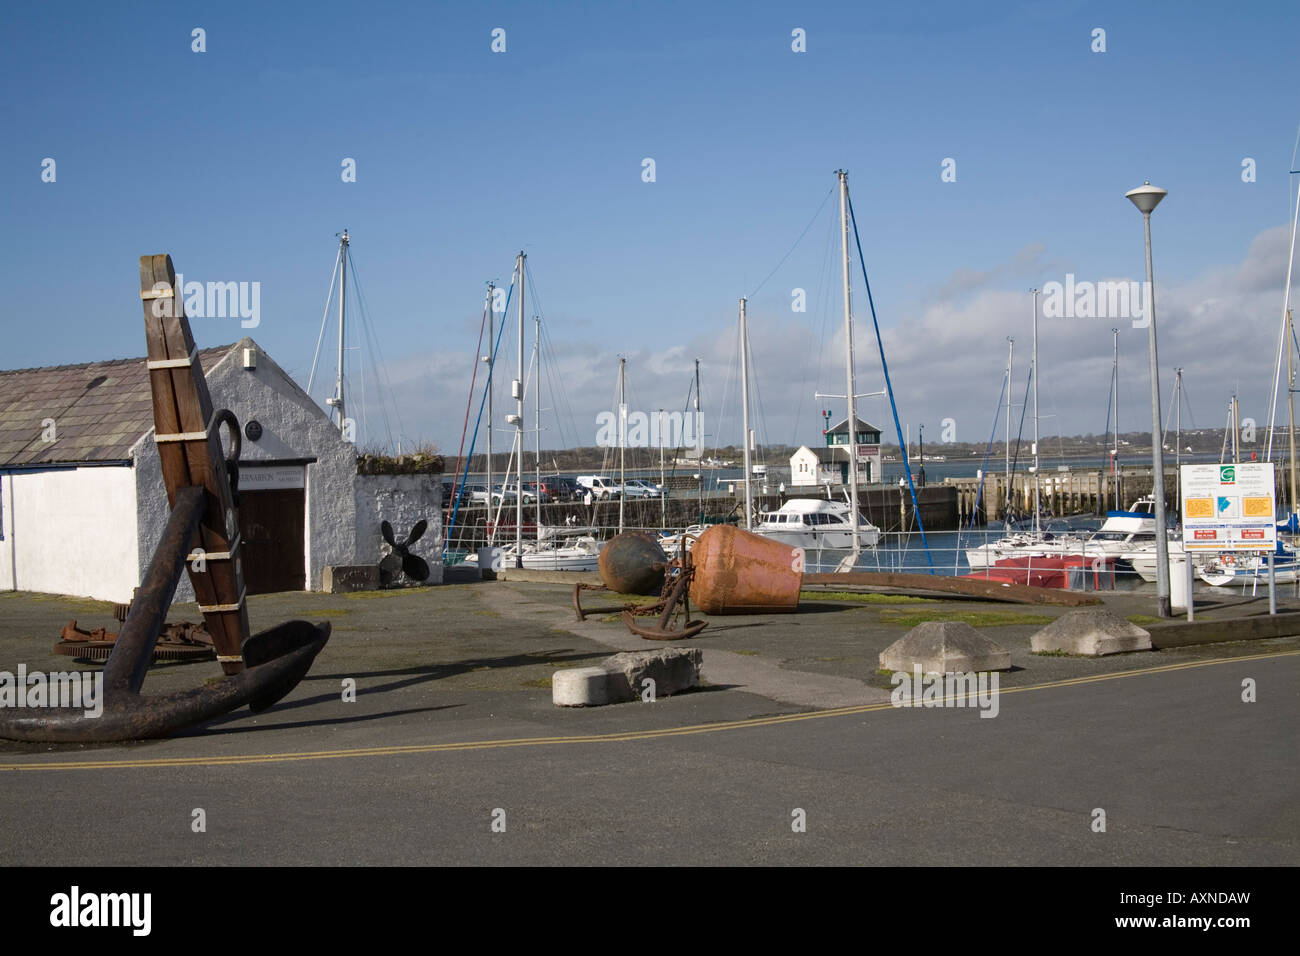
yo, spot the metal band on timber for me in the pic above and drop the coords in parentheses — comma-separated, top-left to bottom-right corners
(139, 255, 249, 675)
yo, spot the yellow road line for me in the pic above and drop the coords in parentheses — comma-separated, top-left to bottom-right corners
(2, 649, 1295, 773)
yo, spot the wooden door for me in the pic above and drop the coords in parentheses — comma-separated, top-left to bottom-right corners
(237, 489, 306, 594)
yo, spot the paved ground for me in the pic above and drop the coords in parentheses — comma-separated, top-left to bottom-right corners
(0, 584, 1296, 865)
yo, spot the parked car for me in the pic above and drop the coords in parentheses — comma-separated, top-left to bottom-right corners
(522, 481, 552, 503)
(535, 476, 578, 501)
(576, 475, 623, 500)
(463, 483, 491, 505)
(623, 479, 663, 499)
(494, 482, 537, 504)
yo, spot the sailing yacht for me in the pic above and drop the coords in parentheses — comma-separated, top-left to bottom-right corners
(963, 288, 1068, 571)
(488, 526, 604, 571)
(1196, 543, 1300, 587)
(967, 497, 1161, 571)
(750, 170, 881, 564)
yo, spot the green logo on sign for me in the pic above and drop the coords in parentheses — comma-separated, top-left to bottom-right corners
(1220, 465, 1235, 483)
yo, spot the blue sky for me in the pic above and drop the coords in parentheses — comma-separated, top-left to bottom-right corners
(4, 0, 1300, 457)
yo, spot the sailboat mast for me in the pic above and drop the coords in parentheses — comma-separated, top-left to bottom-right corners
(515, 251, 525, 566)
(485, 282, 494, 513)
(618, 356, 626, 534)
(837, 170, 861, 553)
(1005, 338, 1013, 514)
(1288, 311, 1297, 517)
(695, 358, 703, 521)
(334, 230, 349, 433)
(659, 408, 666, 528)
(1266, 173, 1300, 461)
(1113, 327, 1120, 509)
(1233, 395, 1240, 463)
(1175, 368, 1183, 510)
(534, 314, 541, 543)
(739, 297, 753, 530)
(1031, 288, 1040, 534)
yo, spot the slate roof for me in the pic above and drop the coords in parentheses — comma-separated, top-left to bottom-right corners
(0, 344, 237, 466)
(826, 416, 882, 436)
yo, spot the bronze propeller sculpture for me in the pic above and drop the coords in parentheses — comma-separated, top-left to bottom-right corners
(0, 255, 330, 742)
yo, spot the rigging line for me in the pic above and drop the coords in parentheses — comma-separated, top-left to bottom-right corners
(1160, 373, 1179, 450)
(535, 321, 573, 448)
(1102, 361, 1116, 468)
(601, 365, 621, 476)
(716, 316, 740, 458)
(666, 372, 696, 483)
(446, 279, 515, 554)
(793, 205, 839, 446)
(450, 297, 490, 505)
(307, 245, 342, 397)
(347, 251, 405, 450)
(1046, 384, 1066, 462)
(809, 210, 839, 434)
(538, 334, 571, 453)
(352, 275, 383, 450)
(1180, 377, 1198, 430)
(846, 191, 935, 571)
(746, 185, 836, 301)
(1265, 123, 1300, 460)
(524, 260, 547, 326)
(359, 337, 370, 450)
(525, 265, 580, 456)
(1007, 363, 1034, 513)
(1219, 401, 1232, 464)
(743, 322, 767, 466)
(525, 260, 577, 451)
(965, 369, 1009, 541)
(341, 251, 389, 447)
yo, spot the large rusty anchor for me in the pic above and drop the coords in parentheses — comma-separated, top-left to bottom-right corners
(573, 531, 707, 641)
(0, 255, 329, 742)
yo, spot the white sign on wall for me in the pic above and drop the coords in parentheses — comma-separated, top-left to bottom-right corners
(1180, 462, 1276, 551)
(238, 465, 305, 491)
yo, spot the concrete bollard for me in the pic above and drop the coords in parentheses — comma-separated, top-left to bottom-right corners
(879, 621, 1012, 673)
(1031, 607, 1152, 656)
(551, 649, 702, 707)
(552, 667, 610, 707)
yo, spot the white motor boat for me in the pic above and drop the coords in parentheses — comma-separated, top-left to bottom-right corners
(1121, 534, 1185, 583)
(967, 498, 1160, 571)
(754, 498, 881, 550)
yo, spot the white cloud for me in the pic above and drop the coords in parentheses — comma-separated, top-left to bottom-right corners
(343, 222, 1299, 457)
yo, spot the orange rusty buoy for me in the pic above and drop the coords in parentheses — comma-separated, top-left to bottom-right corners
(690, 525, 802, 614)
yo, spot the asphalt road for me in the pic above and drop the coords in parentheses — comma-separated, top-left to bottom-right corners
(2, 649, 1294, 865)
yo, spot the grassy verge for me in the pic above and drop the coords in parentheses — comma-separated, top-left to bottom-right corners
(878, 609, 1055, 629)
(799, 591, 929, 604)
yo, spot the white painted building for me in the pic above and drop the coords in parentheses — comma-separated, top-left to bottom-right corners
(789, 416, 883, 488)
(1, 338, 442, 602)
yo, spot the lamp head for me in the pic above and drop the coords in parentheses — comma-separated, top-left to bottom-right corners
(1126, 181, 1167, 215)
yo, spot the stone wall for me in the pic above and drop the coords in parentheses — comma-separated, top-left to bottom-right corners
(354, 474, 444, 585)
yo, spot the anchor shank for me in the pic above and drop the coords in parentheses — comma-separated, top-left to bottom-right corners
(103, 485, 206, 695)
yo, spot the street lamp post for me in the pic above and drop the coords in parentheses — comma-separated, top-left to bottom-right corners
(1126, 181, 1171, 617)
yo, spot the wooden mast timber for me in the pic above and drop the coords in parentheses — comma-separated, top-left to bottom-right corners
(138, 254, 250, 675)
